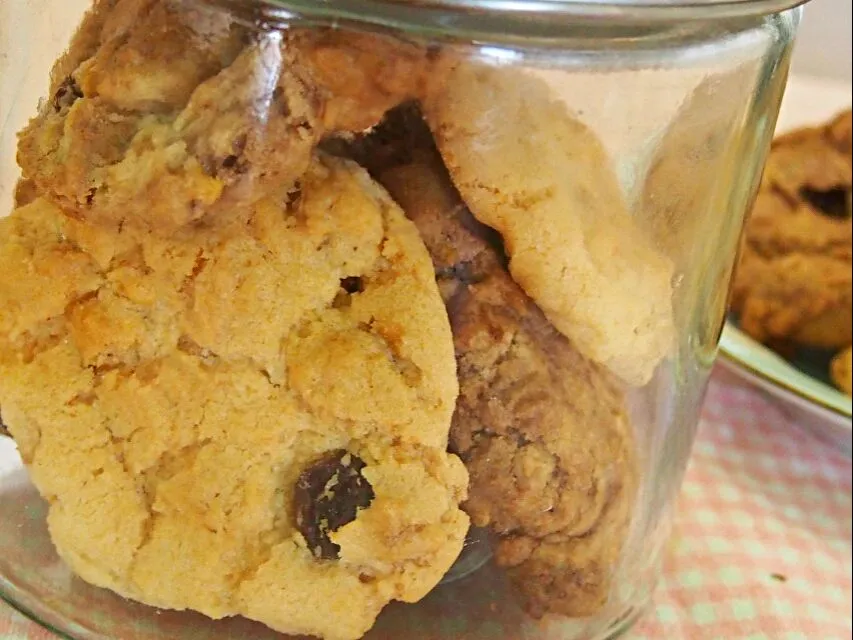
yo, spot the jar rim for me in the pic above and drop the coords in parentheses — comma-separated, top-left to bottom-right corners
(332, 0, 804, 17)
(250, 0, 808, 23)
(225, 0, 806, 42)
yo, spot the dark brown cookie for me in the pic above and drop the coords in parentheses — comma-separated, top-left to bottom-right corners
(354, 108, 638, 618)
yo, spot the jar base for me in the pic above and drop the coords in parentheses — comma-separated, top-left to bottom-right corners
(595, 602, 650, 640)
(440, 526, 493, 584)
(432, 522, 655, 640)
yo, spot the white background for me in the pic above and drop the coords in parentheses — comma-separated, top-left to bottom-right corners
(790, 0, 852, 81)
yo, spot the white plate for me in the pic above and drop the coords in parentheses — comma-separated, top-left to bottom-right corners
(718, 325, 852, 453)
(718, 74, 853, 454)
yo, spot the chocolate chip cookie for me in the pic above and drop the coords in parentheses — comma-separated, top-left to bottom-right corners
(17, 0, 445, 235)
(353, 107, 638, 618)
(423, 63, 675, 386)
(731, 109, 852, 348)
(0, 153, 468, 640)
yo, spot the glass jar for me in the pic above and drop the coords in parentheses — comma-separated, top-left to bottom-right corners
(0, 1, 803, 639)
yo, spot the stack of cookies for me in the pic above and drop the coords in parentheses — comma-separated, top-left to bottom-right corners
(731, 109, 853, 396)
(0, 1, 677, 638)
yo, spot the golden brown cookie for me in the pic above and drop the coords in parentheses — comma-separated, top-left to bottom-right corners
(0, 154, 468, 640)
(423, 63, 675, 386)
(731, 111, 852, 349)
(831, 346, 852, 396)
(16, 0, 445, 235)
(290, 28, 451, 134)
(356, 108, 637, 619)
(765, 116, 852, 207)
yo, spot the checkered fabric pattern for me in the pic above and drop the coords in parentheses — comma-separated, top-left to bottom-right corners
(2, 368, 851, 640)
(632, 370, 853, 640)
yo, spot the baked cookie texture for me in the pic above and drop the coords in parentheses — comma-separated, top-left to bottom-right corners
(17, 0, 445, 235)
(0, 155, 469, 640)
(731, 109, 852, 349)
(352, 108, 638, 618)
(4, 0, 662, 632)
(831, 346, 853, 396)
(423, 63, 675, 387)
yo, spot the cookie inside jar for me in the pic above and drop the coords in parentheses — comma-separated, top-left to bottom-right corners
(2, 0, 799, 638)
(339, 104, 645, 620)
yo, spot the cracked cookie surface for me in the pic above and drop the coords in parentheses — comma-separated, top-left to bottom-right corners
(423, 63, 675, 386)
(0, 154, 468, 640)
(354, 109, 638, 618)
(731, 110, 852, 348)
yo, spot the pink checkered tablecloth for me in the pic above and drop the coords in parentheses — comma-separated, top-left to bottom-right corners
(1, 367, 851, 640)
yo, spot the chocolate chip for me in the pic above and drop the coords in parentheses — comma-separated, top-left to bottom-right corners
(285, 183, 302, 214)
(332, 276, 363, 309)
(294, 450, 374, 560)
(799, 187, 850, 218)
(436, 261, 484, 285)
(339, 277, 363, 294)
(271, 86, 291, 118)
(53, 77, 83, 113)
(218, 135, 248, 176)
(0, 411, 8, 438)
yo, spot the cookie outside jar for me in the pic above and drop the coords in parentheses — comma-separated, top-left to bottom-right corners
(0, 0, 806, 639)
